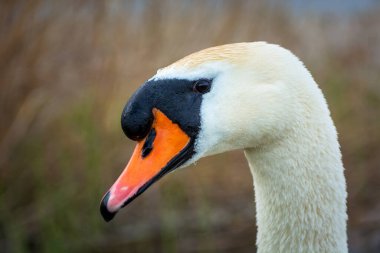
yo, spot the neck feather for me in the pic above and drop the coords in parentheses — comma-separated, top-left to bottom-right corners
(244, 115, 348, 253)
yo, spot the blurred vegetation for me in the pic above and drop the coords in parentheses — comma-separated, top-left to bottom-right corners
(0, 0, 379, 252)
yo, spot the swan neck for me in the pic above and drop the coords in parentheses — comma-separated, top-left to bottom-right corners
(244, 124, 347, 253)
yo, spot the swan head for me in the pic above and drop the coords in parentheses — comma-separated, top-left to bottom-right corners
(100, 42, 318, 221)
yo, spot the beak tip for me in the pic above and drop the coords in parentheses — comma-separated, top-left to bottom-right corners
(100, 191, 117, 222)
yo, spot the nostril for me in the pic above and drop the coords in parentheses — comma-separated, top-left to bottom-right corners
(141, 128, 156, 158)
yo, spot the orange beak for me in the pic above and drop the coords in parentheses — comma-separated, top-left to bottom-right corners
(100, 109, 191, 221)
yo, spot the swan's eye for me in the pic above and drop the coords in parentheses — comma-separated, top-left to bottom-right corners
(193, 79, 211, 94)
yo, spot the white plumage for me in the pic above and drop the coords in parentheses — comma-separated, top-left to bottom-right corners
(154, 42, 348, 253)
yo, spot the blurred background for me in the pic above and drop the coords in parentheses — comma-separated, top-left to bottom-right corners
(1, 0, 379, 252)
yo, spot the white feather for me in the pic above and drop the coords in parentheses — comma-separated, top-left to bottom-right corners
(157, 42, 347, 253)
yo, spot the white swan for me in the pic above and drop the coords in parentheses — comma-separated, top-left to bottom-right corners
(100, 42, 348, 253)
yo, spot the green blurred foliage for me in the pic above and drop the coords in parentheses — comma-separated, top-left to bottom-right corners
(0, 0, 379, 252)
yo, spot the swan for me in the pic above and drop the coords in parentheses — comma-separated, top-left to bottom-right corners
(100, 42, 348, 253)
